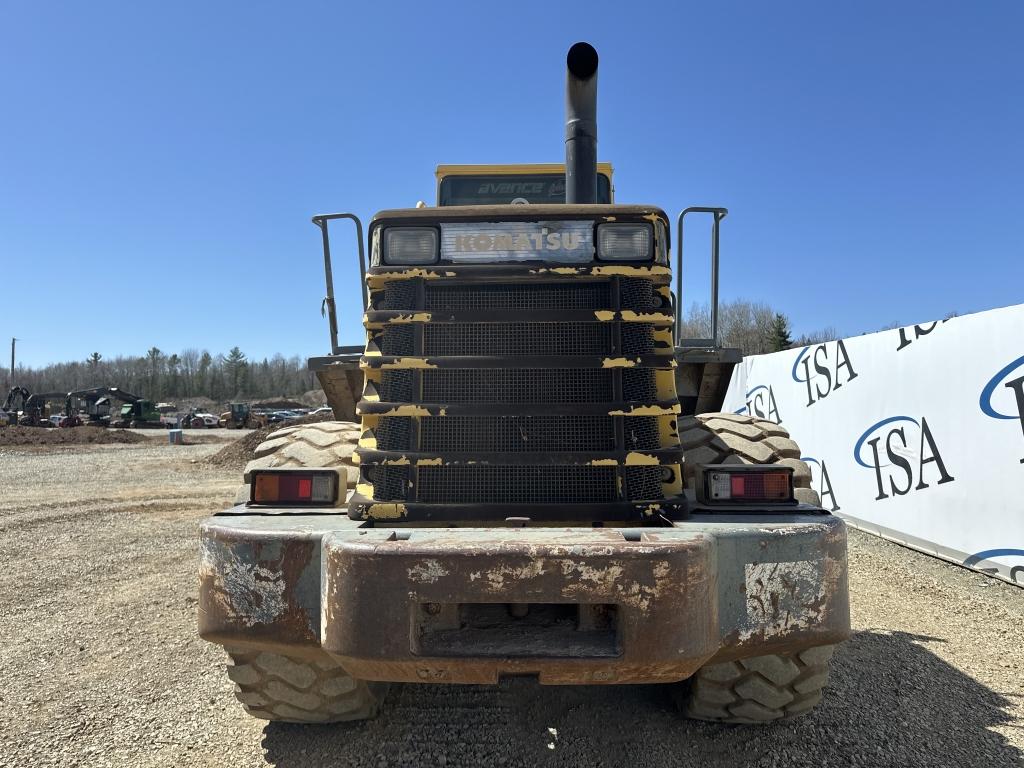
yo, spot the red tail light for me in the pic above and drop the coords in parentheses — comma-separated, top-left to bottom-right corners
(250, 469, 339, 506)
(699, 465, 795, 505)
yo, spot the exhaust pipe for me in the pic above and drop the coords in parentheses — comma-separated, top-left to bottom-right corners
(565, 42, 599, 204)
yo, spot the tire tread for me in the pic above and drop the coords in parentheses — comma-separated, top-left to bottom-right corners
(681, 645, 835, 723)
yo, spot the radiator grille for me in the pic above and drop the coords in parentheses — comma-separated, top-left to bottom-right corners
(379, 370, 415, 402)
(419, 416, 616, 452)
(375, 416, 412, 451)
(621, 324, 655, 356)
(364, 274, 677, 513)
(417, 465, 617, 504)
(370, 466, 409, 500)
(620, 278, 662, 310)
(622, 369, 658, 401)
(625, 466, 665, 500)
(380, 324, 415, 355)
(624, 417, 660, 450)
(421, 369, 613, 403)
(423, 322, 612, 356)
(377, 279, 419, 310)
(425, 282, 611, 311)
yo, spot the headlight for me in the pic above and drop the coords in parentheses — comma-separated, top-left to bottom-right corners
(383, 227, 438, 265)
(596, 223, 653, 261)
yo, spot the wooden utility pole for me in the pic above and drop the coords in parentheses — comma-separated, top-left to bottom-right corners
(9, 337, 15, 389)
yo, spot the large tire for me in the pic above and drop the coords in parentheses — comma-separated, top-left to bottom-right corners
(678, 645, 836, 723)
(678, 413, 819, 505)
(234, 420, 361, 504)
(224, 647, 387, 723)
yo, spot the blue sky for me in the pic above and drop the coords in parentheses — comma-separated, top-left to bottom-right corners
(2, 1, 1022, 368)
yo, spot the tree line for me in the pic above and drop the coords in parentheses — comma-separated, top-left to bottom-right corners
(10, 347, 319, 403)
(678, 300, 837, 354)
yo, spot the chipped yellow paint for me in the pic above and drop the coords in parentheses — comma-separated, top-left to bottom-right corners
(382, 405, 434, 416)
(380, 358, 438, 369)
(656, 415, 678, 447)
(603, 215, 617, 221)
(609, 405, 680, 416)
(356, 482, 375, 497)
(591, 265, 671, 277)
(642, 213, 663, 224)
(594, 310, 616, 322)
(625, 452, 661, 466)
(388, 312, 432, 323)
(588, 458, 618, 466)
(367, 503, 407, 519)
(358, 436, 377, 449)
(416, 457, 443, 466)
(619, 311, 673, 323)
(641, 503, 662, 517)
(601, 357, 639, 368)
(380, 456, 411, 466)
(371, 269, 444, 281)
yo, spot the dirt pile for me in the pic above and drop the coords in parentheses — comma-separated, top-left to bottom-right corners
(0, 425, 148, 446)
(204, 410, 341, 468)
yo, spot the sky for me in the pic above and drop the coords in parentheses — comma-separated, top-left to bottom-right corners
(2, 1, 1022, 368)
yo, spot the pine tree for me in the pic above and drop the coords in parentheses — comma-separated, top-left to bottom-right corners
(146, 347, 163, 400)
(768, 313, 793, 352)
(222, 347, 248, 398)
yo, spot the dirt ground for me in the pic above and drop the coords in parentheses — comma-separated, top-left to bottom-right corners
(0, 425, 147, 446)
(1, 440, 1021, 768)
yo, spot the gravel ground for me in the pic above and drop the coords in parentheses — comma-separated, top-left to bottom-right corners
(1, 442, 1021, 768)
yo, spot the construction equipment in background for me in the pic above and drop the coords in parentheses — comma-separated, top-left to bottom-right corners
(2, 386, 64, 427)
(66, 387, 121, 426)
(218, 402, 268, 429)
(68, 387, 166, 428)
(1, 386, 28, 425)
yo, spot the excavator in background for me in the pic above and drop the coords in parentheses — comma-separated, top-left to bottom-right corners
(63, 386, 166, 428)
(1, 387, 64, 427)
(66, 387, 126, 427)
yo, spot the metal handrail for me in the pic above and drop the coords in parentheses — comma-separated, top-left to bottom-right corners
(675, 206, 728, 346)
(311, 213, 366, 355)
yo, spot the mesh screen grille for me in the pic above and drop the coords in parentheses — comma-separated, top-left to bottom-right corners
(371, 466, 409, 500)
(375, 416, 412, 451)
(380, 325, 415, 356)
(622, 369, 658, 401)
(620, 324, 655, 356)
(419, 415, 616, 452)
(624, 417, 660, 450)
(625, 466, 664, 500)
(421, 369, 613, 403)
(417, 465, 618, 504)
(376, 279, 419, 310)
(620, 278, 661, 310)
(423, 322, 613, 356)
(379, 370, 415, 402)
(424, 282, 611, 311)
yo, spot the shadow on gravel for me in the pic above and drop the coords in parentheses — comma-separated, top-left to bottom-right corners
(261, 630, 1022, 768)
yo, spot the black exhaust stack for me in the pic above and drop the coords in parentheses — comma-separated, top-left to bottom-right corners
(565, 42, 599, 204)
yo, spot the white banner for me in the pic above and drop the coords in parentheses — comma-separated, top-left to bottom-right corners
(723, 303, 1024, 586)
